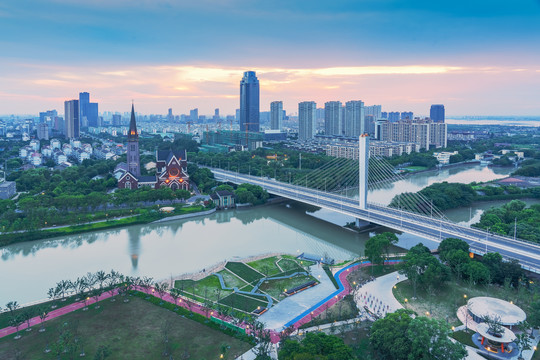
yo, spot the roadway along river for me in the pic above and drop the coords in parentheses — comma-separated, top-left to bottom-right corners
(0, 164, 517, 305)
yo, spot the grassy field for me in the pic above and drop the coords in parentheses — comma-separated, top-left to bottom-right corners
(258, 274, 316, 300)
(450, 330, 476, 347)
(0, 296, 252, 360)
(225, 262, 264, 283)
(218, 293, 268, 313)
(276, 258, 303, 272)
(247, 256, 282, 277)
(174, 275, 232, 302)
(218, 269, 248, 288)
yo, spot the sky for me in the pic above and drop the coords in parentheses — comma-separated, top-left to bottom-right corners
(1, 0, 540, 116)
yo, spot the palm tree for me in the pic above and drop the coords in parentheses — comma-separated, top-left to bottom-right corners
(9, 315, 24, 339)
(22, 308, 34, 331)
(95, 270, 109, 290)
(5, 301, 20, 318)
(169, 288, 181, 310)
(154, 282, 168, 304)
(38, 306, 49, 332)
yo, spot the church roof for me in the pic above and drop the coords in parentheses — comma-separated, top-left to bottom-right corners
(137, 175, 157, 183)
(156, 149, 187, 163)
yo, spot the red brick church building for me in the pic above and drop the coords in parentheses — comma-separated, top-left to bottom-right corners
(117, 105, 190, 191)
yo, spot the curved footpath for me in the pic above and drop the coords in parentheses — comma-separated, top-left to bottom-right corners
(0, 261, 399, 345)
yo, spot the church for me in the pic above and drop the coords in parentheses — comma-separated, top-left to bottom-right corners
(117, 104, 190, 191)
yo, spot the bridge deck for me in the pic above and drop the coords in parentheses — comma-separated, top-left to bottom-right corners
(209, 167, 540, 274)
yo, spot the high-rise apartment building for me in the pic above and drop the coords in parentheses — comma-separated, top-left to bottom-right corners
(37, 123, 49, 140)
(298, 101, 317, 141)
(190, 108, 198, 123)
(270, 101, 283, 130)
(240, 71, 260, 132)
(430, 121, 447, 148)
(324, 101, 342, 136)
(378, 118, 446, 150)
(401, 112, 413, 120)
(79, 92, 99, 127)
(430, 104, 445, 122)
(112, 114, 122, 126)
(344, 100, 365, 137)
(388, 112, 400, 122)
(64, 99, 79, 139)
(365, 105, 382, 120)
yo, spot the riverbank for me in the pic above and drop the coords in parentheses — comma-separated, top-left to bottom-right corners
(0, 204, 213, 247)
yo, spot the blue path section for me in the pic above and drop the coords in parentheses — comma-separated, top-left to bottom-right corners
(283, 260, 401, 329)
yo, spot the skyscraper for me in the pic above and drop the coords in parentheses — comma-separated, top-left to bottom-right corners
(79, 92, 89, 127)
(430, 104, 445, 123)
(190, 108, 198, 123)
(344, 100, 365, 137)
(324, 101, 342, 136)
(298, 101, 316, 141)
(240, 71, 260, 132)
(64, 99, 79, 139)
(270, 101, 283, 130)
(127, 104, 141, 176)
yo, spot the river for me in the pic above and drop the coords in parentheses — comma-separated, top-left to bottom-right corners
(0, 163, 519, 305)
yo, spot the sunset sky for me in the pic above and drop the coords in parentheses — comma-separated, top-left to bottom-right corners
(1, 0, 539, 116)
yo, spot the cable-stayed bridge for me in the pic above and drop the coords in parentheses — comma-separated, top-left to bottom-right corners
(205, 136, 540, 273)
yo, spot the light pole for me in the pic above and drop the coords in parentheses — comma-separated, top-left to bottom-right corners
(514, 217, 517, 241)
(485, 227, 490, 254)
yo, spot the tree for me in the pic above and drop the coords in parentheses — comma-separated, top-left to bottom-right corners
(462, 261, 491, 285)
(9, 315, 24, 339)
(398, 243, 433, 298)
(438, 238, 469, 262)
(279, 332, 354, 360)
(154, 282, 169, 304)
(21, 308, 34, 331)
(407, 317, 467, 360)
(444, 249, 470, 279)
(38, 306, 49, 332)
(515, 331, 531, 359)
(370, 309, 414, 360)
(93, 345, 112, 360)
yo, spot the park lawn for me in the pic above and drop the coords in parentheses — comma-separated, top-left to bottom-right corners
(451, 330, 476, 347)
(404, 166, 427, 171)
(225, 262, 264, 283)
(346, 264, 398, 286)
(0, 296, 252, 360)
(392, 278, 535, 326)
(247, 256, 282, 277)
(276, 258, 303, 272)
(281, 254, 317, 267)
(300, 294, 359, 328)
(174, 275, 232, 302)
(218, 269, 248, 289)
(259, 274, 317, 299)
(218, 293, 268, 313)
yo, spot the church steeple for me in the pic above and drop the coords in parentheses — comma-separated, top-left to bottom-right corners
(128, 102, 138, 141)
(127, 103, 141, 176)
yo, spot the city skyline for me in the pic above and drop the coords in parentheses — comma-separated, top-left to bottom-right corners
(0, 0, 539, 115)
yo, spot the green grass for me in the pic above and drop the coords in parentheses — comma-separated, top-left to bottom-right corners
(323, 265, 339, 289)
(258, 274, 316, 299)
(174, 275, 232, 302)
(451, 330, 476, 347)
(218, 293, 268, 313)
(247, 256, 282, 277)
(225, 262, 264, 283)
(0, 296, 252, 359)
(217, 270, 248, 289)
(276, 258, 303, 272)
(404, 166, 428, 171)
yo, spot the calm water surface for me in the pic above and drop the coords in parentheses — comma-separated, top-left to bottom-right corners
(0, 163, 517, 305)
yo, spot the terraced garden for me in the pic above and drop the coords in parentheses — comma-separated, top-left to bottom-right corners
(173, 255, 318, 314)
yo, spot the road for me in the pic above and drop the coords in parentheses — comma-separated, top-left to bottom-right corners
(210, 167, 540, 274)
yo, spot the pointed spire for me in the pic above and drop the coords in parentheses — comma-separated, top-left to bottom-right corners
(128, 102, 138, 140)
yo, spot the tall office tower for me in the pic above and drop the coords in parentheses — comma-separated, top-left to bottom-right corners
(430, 104, 445, 122)
(344, 100, 365, 137)
(235, 109, 240, 122)
(79, 92, 89, 124)
(88, 102, 99, 127)
(365, 105, 382, 120)
(37, 123, 49, 140)
(167, 108, 173, 121)
(388, 112, 400, 122)
(240, 71, 260, 132)
(190, 108, 198, 123)
(270, 101, 283, 130)
(39, 110, 57, 123)
(381, 112, 388, 119)
(54, 116, 64, 132)
(64, 100, 79, 139)
(213, 108, 220, 122)
(324, 101, 342, 136)
(298, 101, 317, 141)
(401, 111, 413, 120)
(127, 104, 140, 176)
